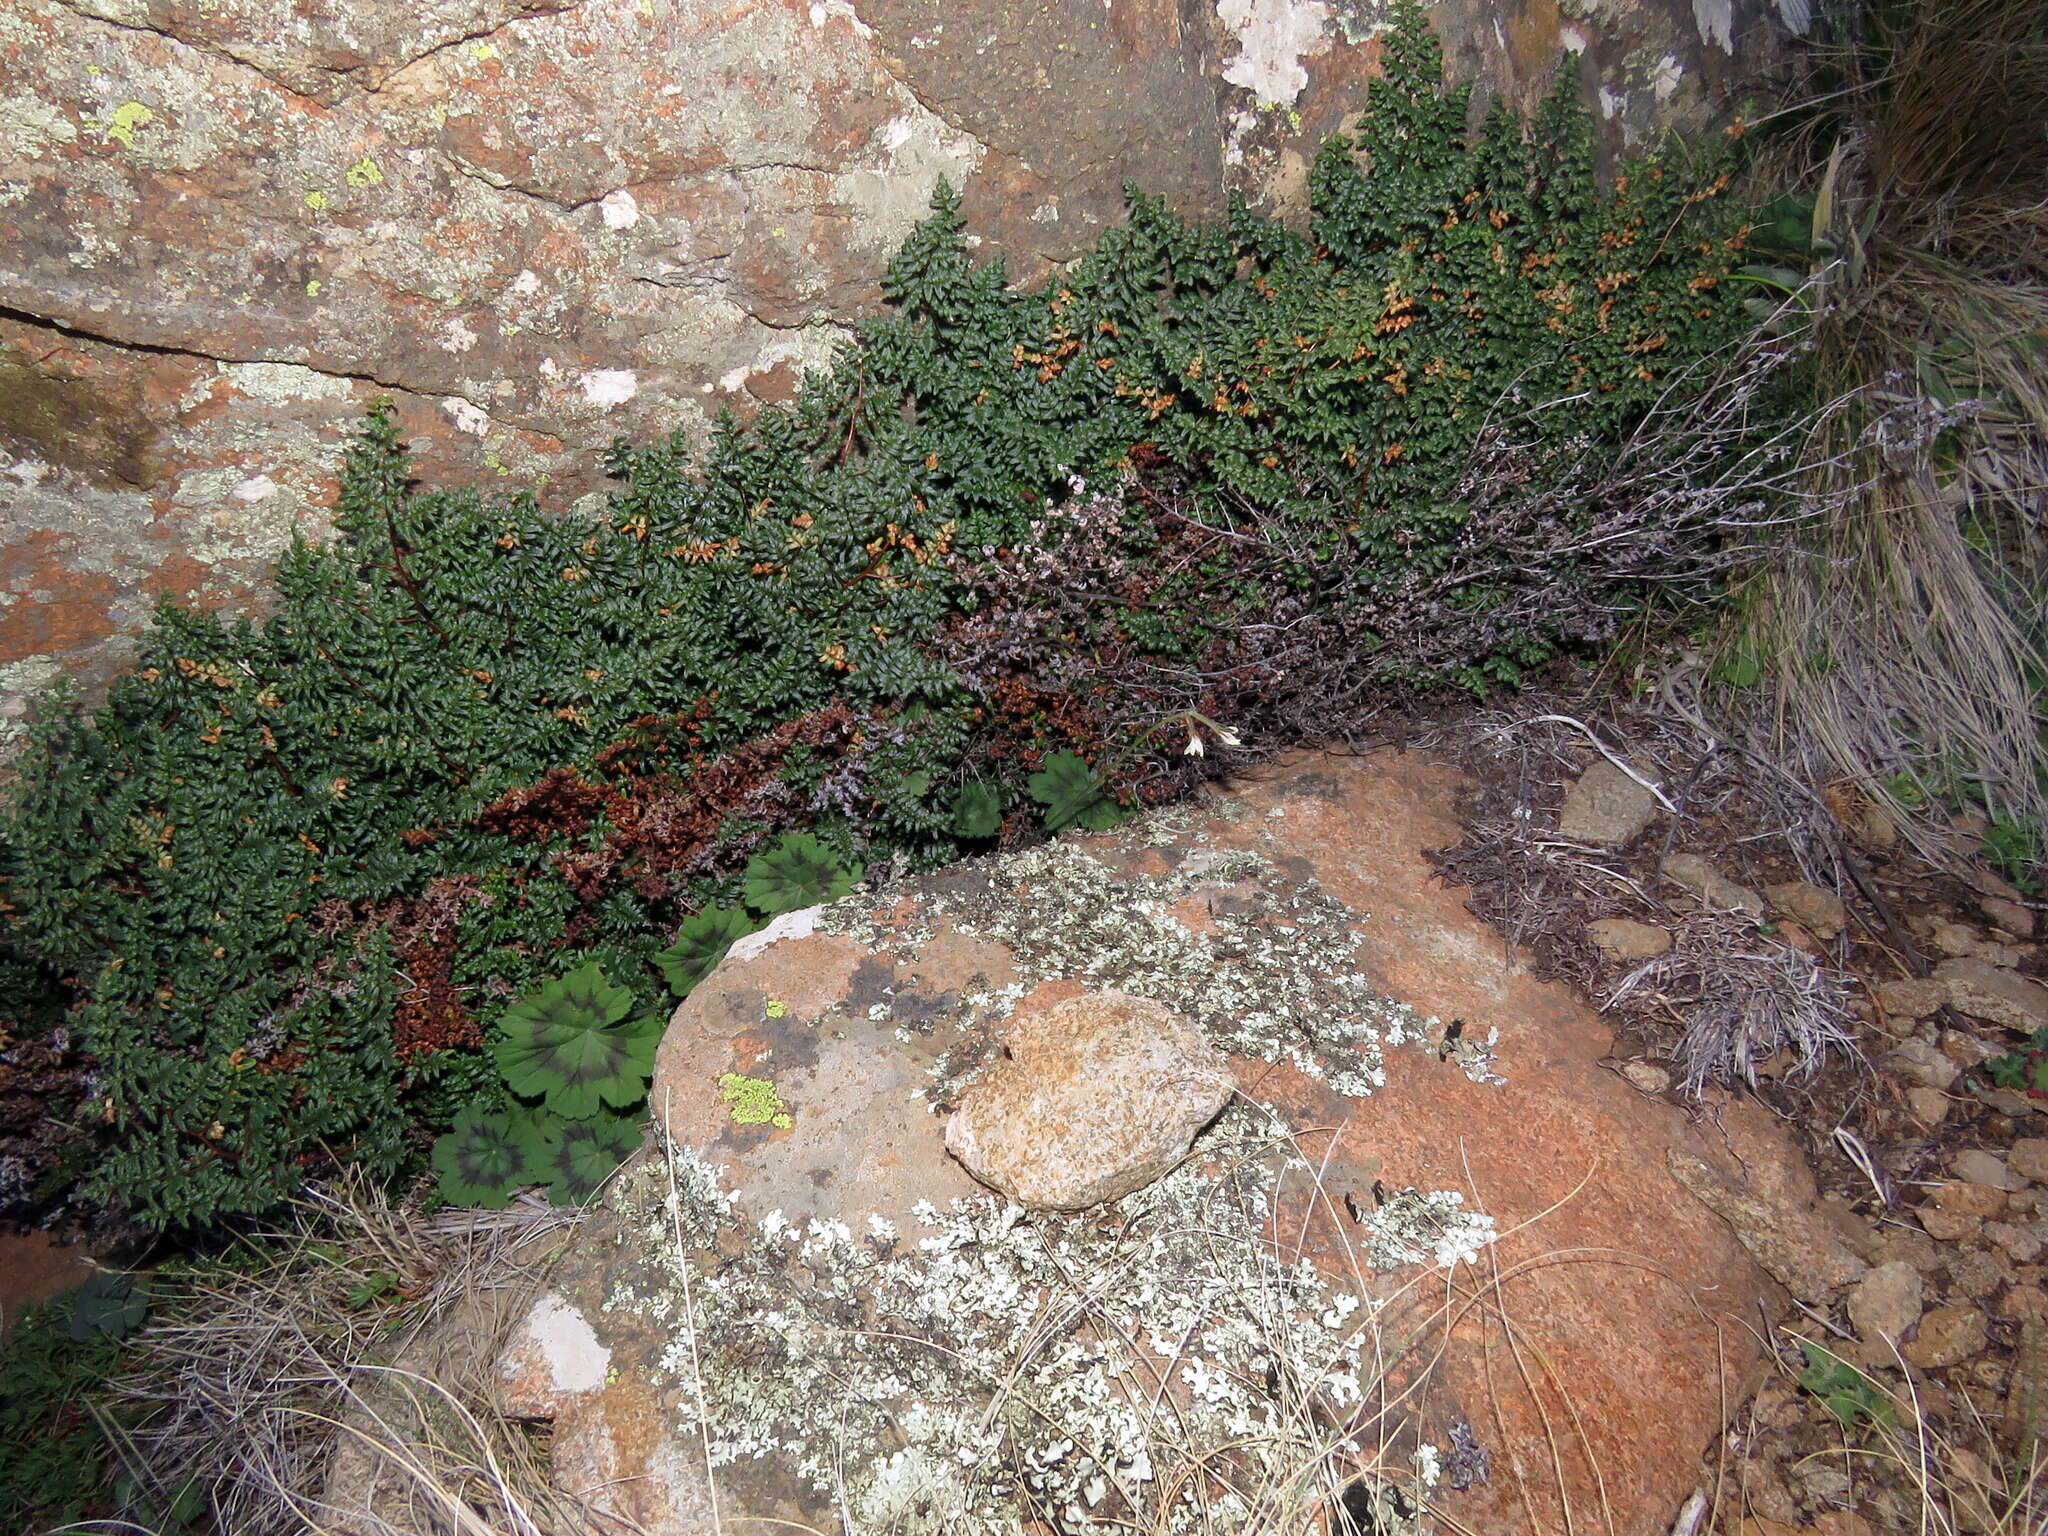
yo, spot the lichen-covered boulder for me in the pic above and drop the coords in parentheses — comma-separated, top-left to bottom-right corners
(943, 990, 1233, 1209)
(486, 751, 1802, 1536)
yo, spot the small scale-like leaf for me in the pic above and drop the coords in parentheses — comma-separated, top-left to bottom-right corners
(656, 906, 759, 997)
(493, 964, 662, 1119)
(528, 1112, 644, 1203)
(432, 1107, 534, 1208)
(743, 832, 862, 916)
(949, 781, 1003, 840)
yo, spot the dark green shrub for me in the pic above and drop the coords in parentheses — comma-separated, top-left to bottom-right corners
(1, 0, 1757, 1228)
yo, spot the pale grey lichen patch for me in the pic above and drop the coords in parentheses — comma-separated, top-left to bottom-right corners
(609, 1106, 1462, 1535)
(1352, 1188, 1496, 1270)
(1328, 0, 1394, 44)
(824, 835, 1456, 1100)
(0, 656, 67, 753)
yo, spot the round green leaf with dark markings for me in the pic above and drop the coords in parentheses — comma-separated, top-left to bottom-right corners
(492, 964, 661, 1119)
(1027, 752, 1119, 833)
(528, 1112, 644, 1203)
(656, 905, 759, 998)
(949, 781, 1004, 840)
(69, 1269, 149, 1341)
(742, 832, 861, 916)
(432, 1107, 536, 1208)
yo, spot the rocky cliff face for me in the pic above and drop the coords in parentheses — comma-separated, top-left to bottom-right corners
(1, 0, 1792, 732)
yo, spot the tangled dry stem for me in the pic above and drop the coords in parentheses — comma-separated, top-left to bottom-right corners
(1427, 696, 1866, 1094)
(939, 319, 1816, 806)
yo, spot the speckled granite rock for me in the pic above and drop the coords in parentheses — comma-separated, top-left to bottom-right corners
(943, 990, 1233, 1209)
(489, 751, 1799, 1536)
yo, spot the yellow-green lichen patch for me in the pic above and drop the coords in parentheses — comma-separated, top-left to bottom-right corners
(101, 101, 155, 149)
(303, 189, 329, 211)
(718, 1072, 792, 1129)
(344, 156, 383, 188)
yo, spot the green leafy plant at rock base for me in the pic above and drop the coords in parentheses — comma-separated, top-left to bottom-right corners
(491, 962, 661, 1119)
(432, 962, 661, 1208)
(654, 904, 758, 996)
(742, 831, 864, 915)
(430, 1105, 542, 1209)
(1797, 1339, 1897, 1433)
(1028, 751, 1125, 833)
(1, 0, 1763, 1229)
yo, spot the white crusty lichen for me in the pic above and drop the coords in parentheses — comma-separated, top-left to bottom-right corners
(1352, 1188, 1497, 1270)
(606, 1107, 1477, 1535)
(823, 835, 1466, 1101)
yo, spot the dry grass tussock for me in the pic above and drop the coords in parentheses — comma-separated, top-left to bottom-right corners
(1725, 0, 2048, 870)
(76, 1173, 602, 1536)
(1428, 699, 1867, 1096)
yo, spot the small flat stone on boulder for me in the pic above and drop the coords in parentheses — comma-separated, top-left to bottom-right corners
(1588, 918, 1674, 961)
(1662, 853, 1767, 917)
(1557, 759, 1662, 846)
(944, 992, 1233, 1210)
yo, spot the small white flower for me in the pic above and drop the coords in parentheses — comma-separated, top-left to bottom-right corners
(1185, 732, 1206, 757)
